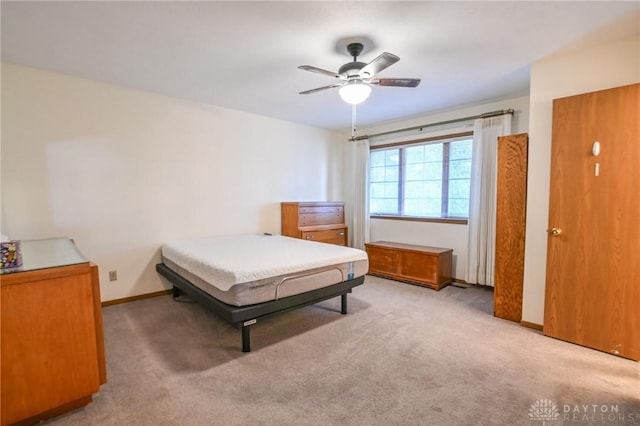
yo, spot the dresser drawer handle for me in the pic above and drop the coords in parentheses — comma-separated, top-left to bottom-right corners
(305, 236, 313, 240)
(338, 232, 345, 236)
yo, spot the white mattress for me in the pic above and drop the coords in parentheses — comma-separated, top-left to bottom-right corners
(161, 234, 369, 306)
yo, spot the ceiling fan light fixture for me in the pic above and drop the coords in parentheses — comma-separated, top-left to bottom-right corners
(339, 81, 371, 105)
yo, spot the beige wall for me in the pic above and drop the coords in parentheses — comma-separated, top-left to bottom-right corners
(522, 34, 640, 325)
(1, 63, 343, 301)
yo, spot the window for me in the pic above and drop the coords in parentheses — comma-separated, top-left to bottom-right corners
(369, 133, 473, 220)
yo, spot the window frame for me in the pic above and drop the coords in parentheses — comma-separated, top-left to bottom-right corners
(369, 131, 473, 224)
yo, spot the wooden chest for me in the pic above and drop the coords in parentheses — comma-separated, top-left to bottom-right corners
(281, 202, 348, 246)
(365, 241, 452, 290)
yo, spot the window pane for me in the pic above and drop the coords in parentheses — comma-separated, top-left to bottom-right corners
(385, 150, 400, 166)
(369, 148, 400, 215)
(424, 164, 443, 179)
(370, 198, 398, 215)
(383, 182, 398, 198)
(446, 138, 472, 217)
(370, 167, 386, 183)
(405, 146, 424, 164)
(448, 198, 469, 217)
(449, 178, 470, 199)
(370, 182, 386, 198)
(381, 199, 399, 214)
(449, 159, 471, 179)
(369, 136, 471, 219)
(405, 197, 441, 216)
(371, 171, 397, 198)
(384, 167, 399, 181)
(370, 150, 386, 167)
(404, 199, 425, 216)
(424, 144, 442, 161)
(449, 176, 470, 217)
(450, 139, 472, 159)
(405, 163, 425, 180)
(404, 181, 427, 198)
(402, 143, 443, 217)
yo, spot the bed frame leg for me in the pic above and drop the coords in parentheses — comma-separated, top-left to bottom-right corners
(172, 286, 181, 299)
(242, 323, 251, 352)
(341, 293, 348, 314)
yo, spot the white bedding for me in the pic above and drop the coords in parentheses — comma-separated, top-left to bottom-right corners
(161, 234, 368, 292)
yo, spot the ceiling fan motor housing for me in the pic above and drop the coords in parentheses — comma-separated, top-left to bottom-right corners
(346, 42, 364, 58)
(339, 61, 367, 76)
(339, 42, 367, 76)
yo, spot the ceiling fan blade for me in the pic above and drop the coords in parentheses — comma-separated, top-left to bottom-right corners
(359, 52, 399, 78)
(299, 82, 345, 95)
(370, 78, 421, 88)
(298, 65, 345, 79)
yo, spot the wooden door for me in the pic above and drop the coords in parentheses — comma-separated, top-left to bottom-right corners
(494, 133, 528, 322)
(543, 83, 639, 360)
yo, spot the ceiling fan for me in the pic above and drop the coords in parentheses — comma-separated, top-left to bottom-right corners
(298, 42, 421, 105)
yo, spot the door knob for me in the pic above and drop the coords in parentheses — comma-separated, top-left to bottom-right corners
(548, 228, 562, 236)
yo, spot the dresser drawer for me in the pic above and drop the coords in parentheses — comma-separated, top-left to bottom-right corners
(301, 228, 347, 245)
(299, 205, 343, 214)
(298, 212, 344, 226)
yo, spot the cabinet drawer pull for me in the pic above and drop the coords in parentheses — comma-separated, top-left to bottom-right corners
(306, 235, 313, 240)
(338, 232, 345, 236)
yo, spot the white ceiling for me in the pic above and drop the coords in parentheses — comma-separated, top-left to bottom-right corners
(2, 1, 639, 131)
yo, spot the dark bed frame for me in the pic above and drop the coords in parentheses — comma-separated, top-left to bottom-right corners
(156, 263, 364, 352)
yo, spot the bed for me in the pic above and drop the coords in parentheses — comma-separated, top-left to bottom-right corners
(156, 234, 368, 352)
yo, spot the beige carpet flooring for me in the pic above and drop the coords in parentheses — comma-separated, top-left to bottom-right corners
(49, 276, 639, 425)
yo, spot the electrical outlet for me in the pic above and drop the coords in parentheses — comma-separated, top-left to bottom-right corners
(108, 270, 118, 282)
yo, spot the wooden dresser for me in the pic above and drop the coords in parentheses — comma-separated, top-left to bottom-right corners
(281, 201, 348, 246)
(365, 241, 452, 290)
(1, 238, 106, 426)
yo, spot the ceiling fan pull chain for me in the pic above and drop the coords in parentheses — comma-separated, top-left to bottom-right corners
(351, 103, 357, 138)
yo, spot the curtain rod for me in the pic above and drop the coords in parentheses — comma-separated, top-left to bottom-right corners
(349, 108, 515, 142)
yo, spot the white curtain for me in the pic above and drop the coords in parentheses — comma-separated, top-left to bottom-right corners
(465, 115, 512, 286)
(351, 138, 370, 250)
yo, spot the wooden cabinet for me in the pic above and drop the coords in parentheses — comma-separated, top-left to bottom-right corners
(1, 238, 106, 426)
(494, 133, 528, 323)
(365, 241, 452, 290)
(281, 202, 348, 246)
